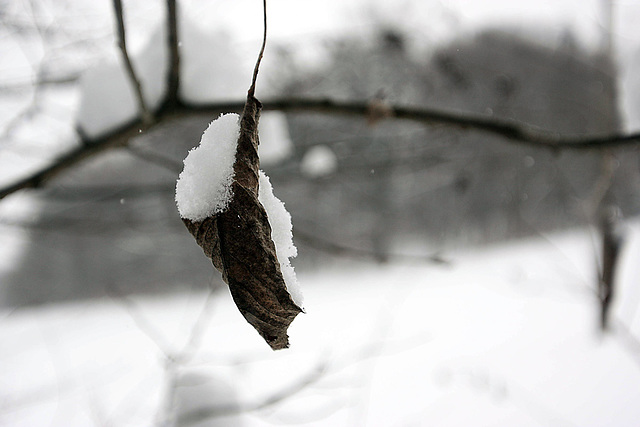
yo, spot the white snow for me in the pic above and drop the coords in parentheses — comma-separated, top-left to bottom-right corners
(258, 171, 303, 307)
(175, 113, 239, 221)
(300, 145, 338, 178)
(2, 223, 640, 426)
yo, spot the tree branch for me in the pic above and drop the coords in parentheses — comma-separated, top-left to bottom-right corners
(163, 0, 180, 109)
(2, 97, 640, 201)
(112, 0, 151, 124)
(0, 117, 152, 200)
(178, 98, 640, 149)
(255, 99, 640, 149)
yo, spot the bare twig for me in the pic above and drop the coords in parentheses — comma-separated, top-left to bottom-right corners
(294, 228, 449, 265)
(177, 363, 326, 426)
(112, 0, 151, 124)
(177, 288, 218, 362)
(163, 0, 180, 109)
(154, 289, 218, 427)
(2, 97, 640, 201)
(612, 317, 640, 371)
(176, 331, 435, 426)
(598, 208, 623, 331)
(125, 145, 183, 174)
(106, 284, 174, 357)
(1, 0, 49, 141)
(0, 75, 79, 93)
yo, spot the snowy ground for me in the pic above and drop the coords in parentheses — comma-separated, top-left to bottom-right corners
(2, 222, 640, 427)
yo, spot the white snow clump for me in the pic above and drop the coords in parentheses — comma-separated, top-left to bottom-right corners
(258, 171, 303, 307)
(175, 113, 240, 221)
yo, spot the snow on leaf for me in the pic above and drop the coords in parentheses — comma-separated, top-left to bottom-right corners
(180, 95, 303, 350)
(175, 113, 240, 221)
(258, 170, 303, 307)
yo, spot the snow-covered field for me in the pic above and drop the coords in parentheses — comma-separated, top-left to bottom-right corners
(2, 223, 640, 427)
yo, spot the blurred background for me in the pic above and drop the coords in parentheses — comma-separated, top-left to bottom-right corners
(1, 0, 640, 426)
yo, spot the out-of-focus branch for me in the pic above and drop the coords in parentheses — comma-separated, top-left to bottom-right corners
(181, 98, 640, 149)
(3, 97, 640, 201)
(112, 0, 151, 124)
(294, 228, 449, 265)
(612, 317, 640, 371)
(106, 283, 174, 357)
(0, 75, 79, 93)
(598, 208, 623, 331)
(163, 0, 180, 109)
(177, 363, 326, 426)
(1, 0, 50, 141)
(125, 145, 182, 173)
(0, 117, 153, 200)
(176, 331, 434, 425)
(154, 289, 218, 426)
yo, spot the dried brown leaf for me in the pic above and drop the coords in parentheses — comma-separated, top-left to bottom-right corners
(183, 95, 302, 350)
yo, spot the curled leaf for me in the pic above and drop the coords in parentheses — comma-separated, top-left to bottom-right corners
(182, 95, 302, 350)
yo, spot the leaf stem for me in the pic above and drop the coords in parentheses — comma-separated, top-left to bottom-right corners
(248, 0, 267, 97)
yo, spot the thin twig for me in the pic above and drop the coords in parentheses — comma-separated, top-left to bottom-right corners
(1, 0, 47, 141)
(154, 289, 218, 426)
(112, 0, 151, 124)
(2, 97, 640, 201)
(177, 363, 326, 426)
(612, 317, 640, 371)
(248, 0, 267, 97)
(0, 75, 79, 93)
(598, 208, 623, 331)
(106, 283, 174, 358)
(126, 145, 183, 174)
(177, 331, 436, 425)
(177, 288, 218, 362)
(294, 228, 449, 265)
